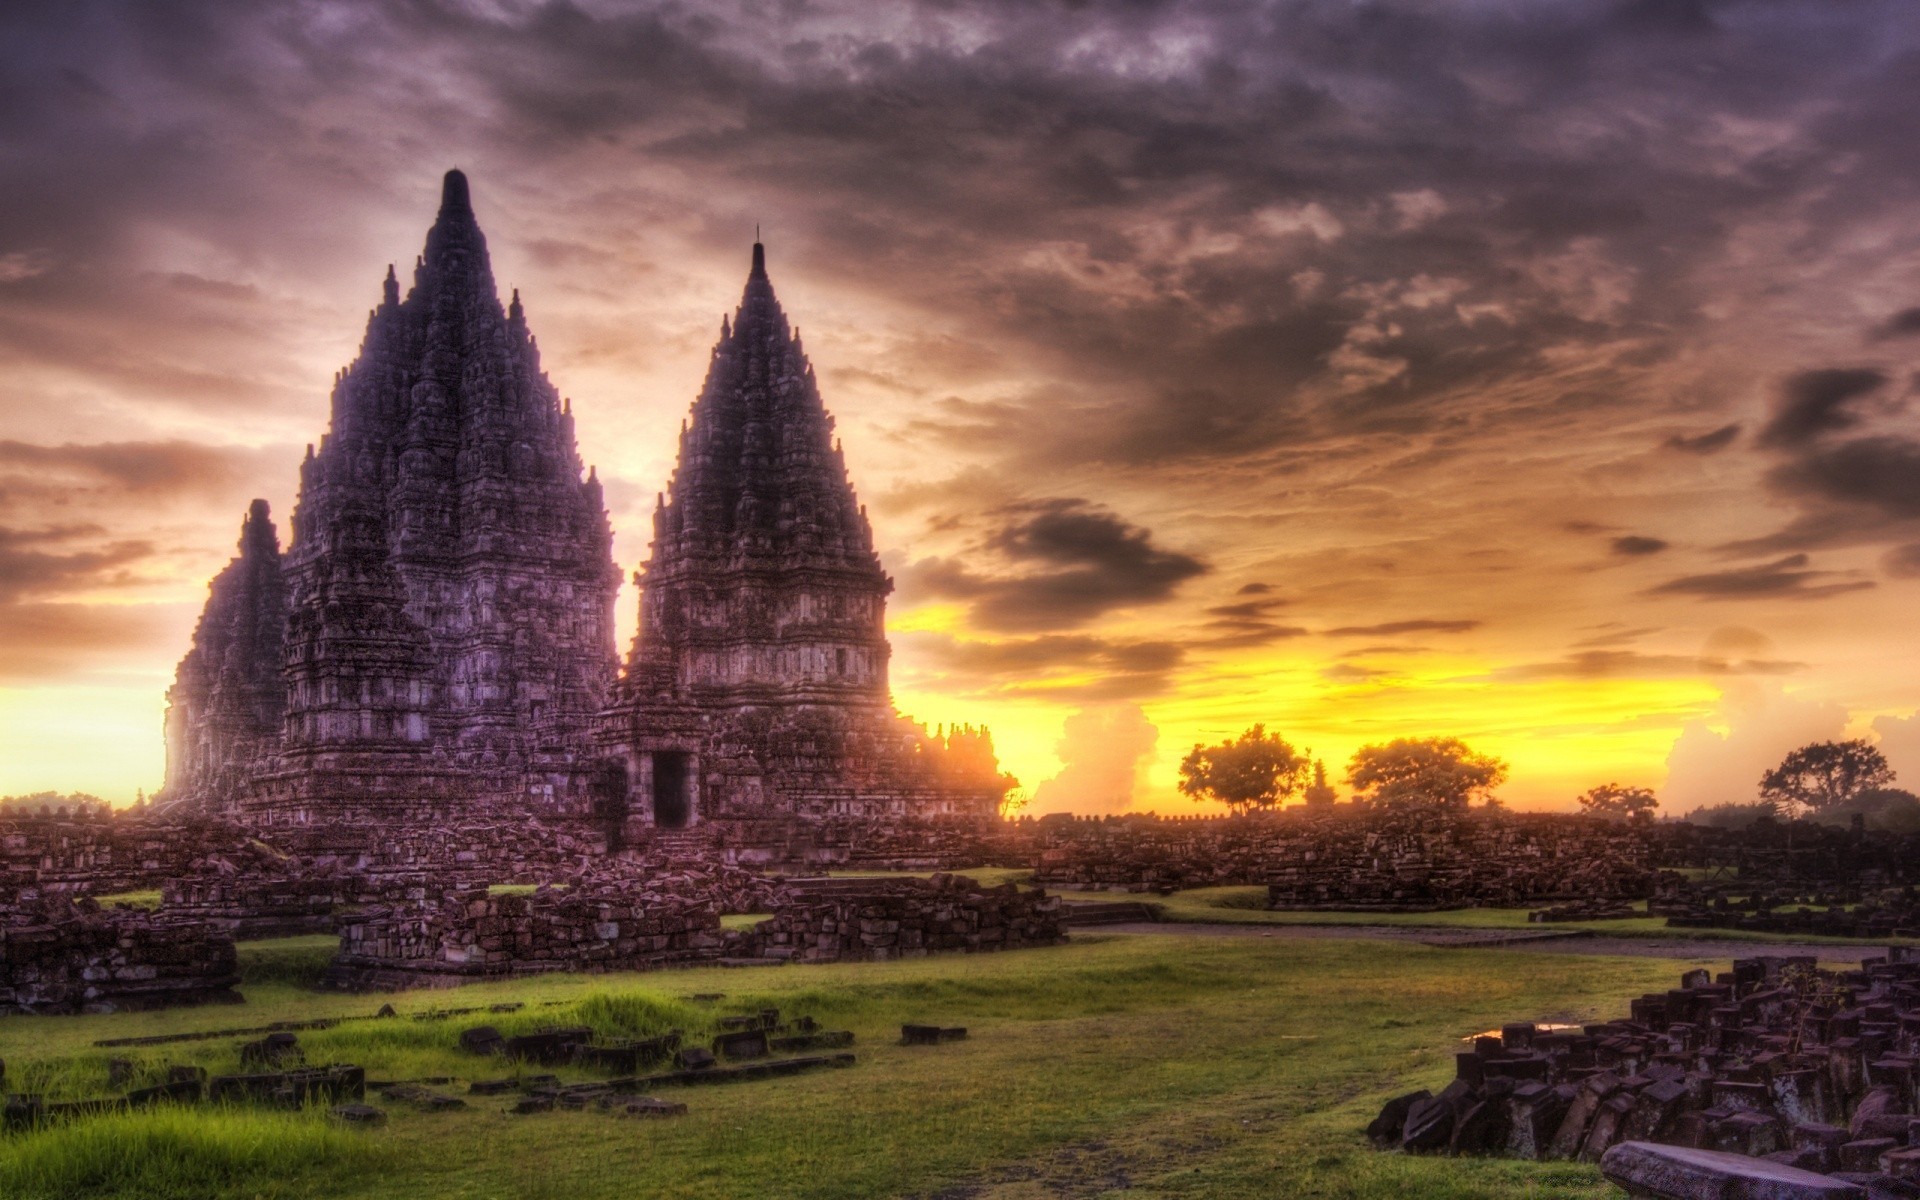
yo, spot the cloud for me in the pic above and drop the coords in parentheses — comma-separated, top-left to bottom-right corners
(902, 631, 1184, 701)
(1321, 662, 1388, 684)
(1869, 307, 1920, 341)
(1029, 704, 1159, 816)
(1197, 594, 1308, 648)
(1611, 535, 1669, 556)
(1664, 684, 1849, 813)
(1649, 554, 1874, 601)
(1493, 648, 1801, 682)
(0, 440, 288, 499)
(1765, 436, 1920, 520)
(0, 601, 182, 683)
(1323, 619, 1480, 637)
(10, 0, 1920, 802)
(1757, 368, 1889, 449)
(903, 499, 1207, 631)
(0, 524, 155, 603)
(1663, 424, 1741, 455)
(1883, 543, 1920, 578)
(1870, 712, 1920, 787)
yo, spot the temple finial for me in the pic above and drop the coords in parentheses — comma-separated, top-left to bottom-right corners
(441, 168, 471, 215)
(751, 230, 765, 278)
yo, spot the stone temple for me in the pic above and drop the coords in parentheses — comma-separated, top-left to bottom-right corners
(159, 170, 1008, 852)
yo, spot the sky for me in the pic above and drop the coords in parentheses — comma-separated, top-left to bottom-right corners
(6, 0, 1920, 815)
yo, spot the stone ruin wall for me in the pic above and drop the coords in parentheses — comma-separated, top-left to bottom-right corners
(738, 875, 1066, 964)
(157, 172, 1011, 838)
(324, 882, 726, 991)
(1023, 809, 1920, 911)
(0, 896, 240, 1015)
(1369, 948, 1920, 1193)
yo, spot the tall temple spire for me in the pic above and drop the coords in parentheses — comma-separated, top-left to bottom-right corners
(162, 168, 622, 817)
(624, 240, 888, 706)
(604, 238, 1010, 826)
(440, 167, 472, 216)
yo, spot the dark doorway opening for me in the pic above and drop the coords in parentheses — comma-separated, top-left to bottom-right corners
(651, 751, 691, 830)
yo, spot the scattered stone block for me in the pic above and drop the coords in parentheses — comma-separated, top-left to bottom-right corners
(676, 1047, 716, 1072)
(458, 1026, 504, 1055)
(1599, 1140, 1865, 1198)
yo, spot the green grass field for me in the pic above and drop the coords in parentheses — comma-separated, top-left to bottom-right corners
(0, 927, 1800, 1200)
(839, 868, 1910, 947)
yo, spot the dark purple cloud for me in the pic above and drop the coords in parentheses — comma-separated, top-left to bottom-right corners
(1664, 424, 1740, 455)
(903, 498, 1207, 631)
(1758, 369, 1889, 449)
(1323, 619, 1481, 637)
(1650, 553, 1874, 601)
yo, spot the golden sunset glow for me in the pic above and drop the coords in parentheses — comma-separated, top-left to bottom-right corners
(7, 3, 1920, 817)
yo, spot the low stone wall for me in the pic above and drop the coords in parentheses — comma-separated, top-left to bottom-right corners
(0, 811, 258, 896)
(323, 881, 725, 990)
(1368, 947, 1920, 1193)
(0, 898, 240, 1015)
(1654, 879, 1920, 940)
(738, 874, 1066, 963)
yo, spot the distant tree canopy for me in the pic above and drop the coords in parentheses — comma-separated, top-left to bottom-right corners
(1577, 783, 1659, 823)
(1758, 739, 1894, 816)
(1178, 725, 1310, 813)
(1346, 737, 1508, 811)
(1807, 786, 1920, 834)
(0, 790, 106, 812)
(1687, 801, 1779, 830)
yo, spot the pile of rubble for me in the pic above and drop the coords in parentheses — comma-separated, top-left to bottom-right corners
(1023, 810, 1658, 907)
(736, 874, 1066, 963)
(0, 896, 240, 1015)
(0, 809, 257, 896)
(322, 880, 725, 990)
(1264, 813, 1655, 911)
(1653, 878, 1920, 941)
(1368, 948, 1920, 1194)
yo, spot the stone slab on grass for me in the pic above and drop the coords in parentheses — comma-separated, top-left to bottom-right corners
(1601, 1141, 1866, 1199)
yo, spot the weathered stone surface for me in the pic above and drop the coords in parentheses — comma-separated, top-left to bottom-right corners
(1372, 949, 1920, 1198)
(0, 896, 239, 1015)
(594, 240, 1008, 834)
(1599, 1140, 1865, 1199)
(736, 875, 1063, 964)
(162, 170, 619, 826)
(156, 173, 1011, 845)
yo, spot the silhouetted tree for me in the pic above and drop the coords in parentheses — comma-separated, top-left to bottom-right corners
(1759, 739, 1893, 816)
(1178, 725, 1309, 813)
(1302, 759, 1337, 806)
(1346, 737, 1508, 812)
(1577, 782, 1659, 823)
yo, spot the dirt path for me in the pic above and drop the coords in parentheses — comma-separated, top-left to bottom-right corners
(1088, 920, 1889, 963)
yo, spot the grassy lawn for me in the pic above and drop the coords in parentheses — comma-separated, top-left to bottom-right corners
(0, 929, 1800, 1200)
(1060, 884, 1920, 947)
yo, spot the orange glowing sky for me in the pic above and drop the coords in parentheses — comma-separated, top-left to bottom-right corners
(7, 0, 1920, 815)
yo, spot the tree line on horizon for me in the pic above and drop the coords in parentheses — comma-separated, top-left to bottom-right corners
(1176, 727, 1920, 832)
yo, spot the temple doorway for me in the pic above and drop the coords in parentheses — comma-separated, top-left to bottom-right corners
(651, 751, 691, 829)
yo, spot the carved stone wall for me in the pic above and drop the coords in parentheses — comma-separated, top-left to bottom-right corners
(157, 172, 1009, 847)
(597, 243, 1009, 833)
